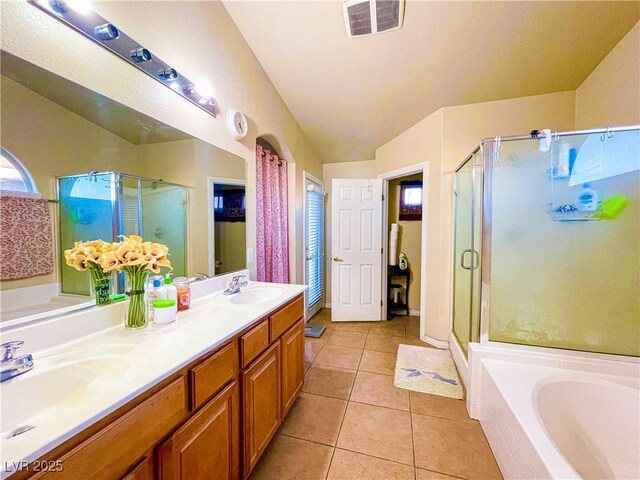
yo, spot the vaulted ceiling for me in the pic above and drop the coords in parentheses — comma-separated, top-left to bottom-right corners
(224, 1, 639, 163)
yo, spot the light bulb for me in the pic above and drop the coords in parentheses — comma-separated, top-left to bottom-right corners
(193, 80, 213, 98)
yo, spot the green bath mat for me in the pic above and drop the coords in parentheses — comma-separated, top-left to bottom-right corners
(393, 344, 463, 399)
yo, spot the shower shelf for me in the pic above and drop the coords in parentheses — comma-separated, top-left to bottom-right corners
(548, 210, 601, 222)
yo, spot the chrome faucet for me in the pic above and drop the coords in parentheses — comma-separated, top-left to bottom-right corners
(223, 275, 248, 295)
(193, 272, 209, 281)
(1, 341, 34, 382)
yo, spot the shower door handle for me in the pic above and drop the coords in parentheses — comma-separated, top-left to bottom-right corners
(460, 249, 479, 270)
(460, 248, 480, 270)
(460, 249, 473, 270)
(471, 250, 479, 270)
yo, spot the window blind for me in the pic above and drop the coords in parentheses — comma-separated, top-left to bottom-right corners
(306, 188, 325, 309)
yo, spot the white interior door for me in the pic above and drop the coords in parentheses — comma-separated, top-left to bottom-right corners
(331, 179, 383, 321)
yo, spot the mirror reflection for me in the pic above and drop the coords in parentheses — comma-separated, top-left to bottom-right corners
(0, 52, 246, 324)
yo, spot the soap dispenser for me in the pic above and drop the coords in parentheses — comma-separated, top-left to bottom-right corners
(577, 183, 598, 212)
(163, 274, 178, 315)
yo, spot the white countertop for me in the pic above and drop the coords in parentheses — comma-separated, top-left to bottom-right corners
(0, 280, 306, 478)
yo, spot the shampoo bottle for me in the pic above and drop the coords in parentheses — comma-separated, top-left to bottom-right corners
(147, 278, 167, 321)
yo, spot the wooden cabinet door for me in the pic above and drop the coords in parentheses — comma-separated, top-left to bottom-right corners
(159, 381, 240, 480)
(242, 342, 281, 477)
(120, 456, 153, 480)
(280, 319, 305, 416)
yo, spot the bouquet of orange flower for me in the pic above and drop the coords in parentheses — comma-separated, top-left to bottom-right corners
(99, 235, 172, 329)
(64, 235, 172, 328)
(64, 240, 113, 305)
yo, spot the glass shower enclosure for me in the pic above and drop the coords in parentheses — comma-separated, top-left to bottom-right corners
(453, 126, 640, 357)
(58, 172, 187, 296)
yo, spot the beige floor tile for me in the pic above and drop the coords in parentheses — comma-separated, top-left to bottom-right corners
(305, 338, 325, 363)
(303, 365, 357, 400)
(279, 392, 347, 446)
(412, 413, 502, 479)
(327, 330, 368, 348)
(304, 362, 312, 374)
(314, 344, 363, 370)
(333, 322, 373, 333)
(403, 316, 420, 327)
(405, 325, 420, 339)
(365, 333, 404, 353)
(350, 371, 410, 411)
(249, 434, 333, 480)
(358, 349, 397, 375)
(410, 391, 471, 422)
(328, 449, 415, 480)
(415, 468, 461, 480)
(337, 402, 414, 466)
(369, 322, 406, 338)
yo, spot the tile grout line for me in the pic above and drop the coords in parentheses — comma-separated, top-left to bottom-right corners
(326, 384, 352, 480)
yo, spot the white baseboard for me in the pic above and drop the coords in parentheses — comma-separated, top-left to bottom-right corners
(324, 302, 332, 308)
(422, 334, 449, 349)
(409, 309, 420, 316)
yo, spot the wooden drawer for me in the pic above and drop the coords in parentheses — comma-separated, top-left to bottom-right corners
(240, 320, 269, 368)
(269, 296, 304, 341)
(34, 377, 187, 480)
(190, 341, 238, 410)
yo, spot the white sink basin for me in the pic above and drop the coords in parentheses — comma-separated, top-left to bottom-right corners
(227, 286, 287, 305)
(1, 357, 129, 438)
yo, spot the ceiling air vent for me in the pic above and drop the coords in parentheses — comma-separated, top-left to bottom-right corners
(343, 0, 404, 38)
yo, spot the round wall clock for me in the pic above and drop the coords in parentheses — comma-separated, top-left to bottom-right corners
(226, 109, 248, 141)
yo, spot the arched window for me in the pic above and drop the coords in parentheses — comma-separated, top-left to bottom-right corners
(0, 147, 38, 194)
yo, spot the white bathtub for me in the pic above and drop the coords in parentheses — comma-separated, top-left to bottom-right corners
(479, 359, 640, 479)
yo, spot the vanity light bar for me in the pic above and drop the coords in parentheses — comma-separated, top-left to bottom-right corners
(29, 0, 216, 117)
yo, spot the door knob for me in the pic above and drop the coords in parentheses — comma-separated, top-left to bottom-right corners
(333, 257, 343, 262)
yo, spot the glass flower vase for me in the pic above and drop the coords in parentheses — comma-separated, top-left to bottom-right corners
(124, 268, 148, 329)
(89, 267, 112, 305)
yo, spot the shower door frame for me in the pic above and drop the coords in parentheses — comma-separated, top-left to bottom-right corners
(451, 147, 483, 353)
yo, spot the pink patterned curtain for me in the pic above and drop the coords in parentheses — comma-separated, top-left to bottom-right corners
(256, 145, 289, 283)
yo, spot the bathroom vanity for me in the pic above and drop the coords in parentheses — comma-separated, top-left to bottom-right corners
(1, 279, 306, 480)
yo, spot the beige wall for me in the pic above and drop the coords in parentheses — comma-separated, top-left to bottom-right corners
(137, 139, 246, 277)
(388, 173, 423, 313)
(375, 92, 576, 342)
(575, 22, 640, 129)
(1, 0, 322, 286)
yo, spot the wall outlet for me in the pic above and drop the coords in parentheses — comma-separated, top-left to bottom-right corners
(247, 247, 254, 264)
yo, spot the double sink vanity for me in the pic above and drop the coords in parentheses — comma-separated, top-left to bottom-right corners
(1, 273, 306, 480)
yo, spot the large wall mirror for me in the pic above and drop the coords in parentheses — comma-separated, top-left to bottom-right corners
(0, 51, 247, 326)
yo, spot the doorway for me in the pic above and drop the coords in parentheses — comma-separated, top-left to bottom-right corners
(208, 177, 247, 276)
(304, 172, 325, 320)
(385, 172, 423, 318)
(378, 162, 430, 342)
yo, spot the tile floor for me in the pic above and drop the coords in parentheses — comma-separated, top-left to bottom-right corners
(249, 309, 502, 480)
